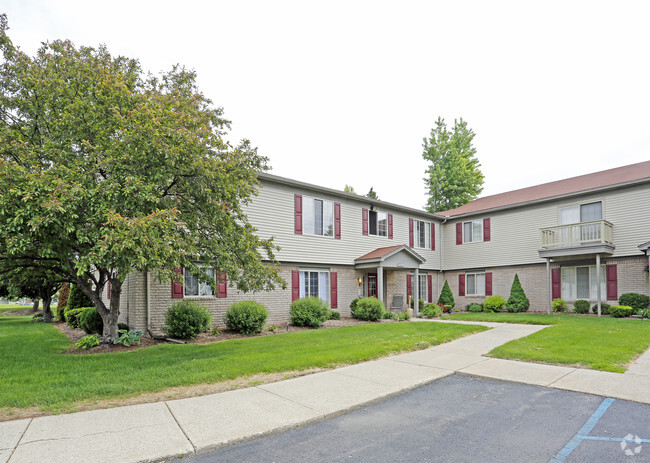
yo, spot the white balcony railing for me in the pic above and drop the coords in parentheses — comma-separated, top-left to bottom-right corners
(541, 220, 614, 249)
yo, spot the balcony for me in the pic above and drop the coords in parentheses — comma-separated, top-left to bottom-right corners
(539, 220, 615, 258)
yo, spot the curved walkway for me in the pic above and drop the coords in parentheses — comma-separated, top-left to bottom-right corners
(2, 321, 649, 463)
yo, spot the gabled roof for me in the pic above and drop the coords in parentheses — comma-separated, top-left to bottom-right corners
(639, 241, 650, 252)
(440, 160, 650, 217)
(355, 245, 425, 264)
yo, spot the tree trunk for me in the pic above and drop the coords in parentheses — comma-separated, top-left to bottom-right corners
(76, 275, 121, 344)
(42, 294, 53, 322)
(30, 298, 39, 312)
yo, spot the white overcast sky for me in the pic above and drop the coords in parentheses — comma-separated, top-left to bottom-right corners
(4, 1, 650, 209)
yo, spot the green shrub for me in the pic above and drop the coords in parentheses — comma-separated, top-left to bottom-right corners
(328, 310, 341, 320)
(65, 307, 93, 329)
(619, 293, 650, 311)
(610, 305, 635, 318)
(266, 324, 277, 333)
(396, 311, 411, 321)
(225, 301, 269, 334)
(573, 300, 590, 314)
(290, 297, 330, 328)
(420, 304, 442, 318)
(483, 296, 506, 313)
(163, 300, 212, 339)
(79, 307, 103, 334)
(67, 284, 94, 310)
(591, 303, 611, 315)
(349, 298, 361, 312)
(552, 298, 568, 313)
(382, 311, 395, 319)
(468, 304, 483, 313)
(75, 334, 100, 350)
(437, 280, 455, 308)
(113, 329, 143, 346)
(506, 274, 530, 313)
(409, 298, 426, 310)
(640, 309, 650, 319)
(31, 313, 44, 323)
(352, 297, 385, 321)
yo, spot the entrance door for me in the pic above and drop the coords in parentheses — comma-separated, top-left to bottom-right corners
(367, 273, 377, 297)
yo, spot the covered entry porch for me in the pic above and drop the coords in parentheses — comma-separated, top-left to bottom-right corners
(354, 245, 426, 315)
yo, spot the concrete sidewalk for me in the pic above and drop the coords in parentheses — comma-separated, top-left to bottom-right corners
(2, 321, 650, 463)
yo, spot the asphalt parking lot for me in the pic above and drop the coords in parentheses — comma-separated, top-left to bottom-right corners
(181, 375, 650, 462)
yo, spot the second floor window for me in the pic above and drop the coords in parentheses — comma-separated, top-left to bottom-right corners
(369, 210, 387, 237)
(304, 197, 334, 237)
(463, 220, 483, 243)
(560, 201, 602, 224)
(415, 220, 431, 248)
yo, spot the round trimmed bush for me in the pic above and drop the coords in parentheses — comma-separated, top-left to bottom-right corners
(328, 310, 341, 320)
(382, 311, 396, 320)
(65, 307, 93, 329)
(483, 296, 506, 313)
(468, 303, 483, 313)
(351, 297, 385, 321)
(163, 300, 211, 339)
(225, 301, 268, 334)
(573, 300, 590, 314)
(619, 293, 650, 311)
(610, 305, 635, 318)
(591, 303, 611, 315)
(79, 307, 103, 334)
(349, 298, 361, 312)
(421, 304, 442, 318)
(290, 297, 330, 328)
(552, 298, 568, 312)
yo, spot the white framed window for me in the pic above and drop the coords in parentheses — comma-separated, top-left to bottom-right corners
(185, 267, 215, 297)
(414, 220, 431, 249)
(303, 197, 334, 237)
(369, 210, 388, 237)
(418, 274, 428, 301)
(561, 265, 606, 300)
(560, 201, 602, 225)
(466, 272, 485, 296)
(463, 220, 483, 243)
(299, 270, 330, 303)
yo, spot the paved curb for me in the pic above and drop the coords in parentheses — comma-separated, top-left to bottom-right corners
(2, 320, 649, 463)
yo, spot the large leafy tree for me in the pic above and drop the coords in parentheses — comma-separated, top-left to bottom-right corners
(0, 262, 63, 321)
(0, 16, 283, 342)
(422, 117, 484, 212)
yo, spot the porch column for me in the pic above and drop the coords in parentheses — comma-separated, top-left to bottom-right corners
(414, 267, 420, 316)
(596, 253, 601, 317)
(546, 258, 551, 315)
(377, 265, 384, 305)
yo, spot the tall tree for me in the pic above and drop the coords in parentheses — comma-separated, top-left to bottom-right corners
(343, 184, 357, 194)
(0, 262, 63, 321)
(422, 117, 484, 212)
(0, 16, 284, 342)
(366, 187, 379, 200)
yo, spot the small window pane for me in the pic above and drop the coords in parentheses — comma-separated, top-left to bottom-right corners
(576, 267, 590, 299)
(299, 271, 306, 298)
(476, 274, 485, 295)
(467, 274, 476, 295)
(319, 272, 329, 302)
(309, 272, 318, 297)
(561, 268, 576, 300)
(464, 222, 472, 242)
(185, 273, 198, 296)
(425, 222, 431, 249)
(199, 268, 215, 296)
(473, 220, 483, 242)
(314, 199, 323, 235)
(303, 199, 315, 235)
(419, 274, 427, 301)
(369, 210, 377, 235)
(378, 212, 387, 237)
(581, 202, 602, 222)
(323, 201, 334, 237)
(561, 206, 580, 225)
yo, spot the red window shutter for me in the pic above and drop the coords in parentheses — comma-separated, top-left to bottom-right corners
(551, 268, 561, 299)
(171, 268, 184, 298)
(330, 272, 338, 308)
(606, 264, 617, 301)
(334, 202, 341, 239)
(427, 274, 433, 303)
(217, 273, 227, 298)
(292, 270, 300, 302)
(485, 272, 492, 296)
(107, 280, 111, 300)
(406, 274, 412, 299)
(294, 194, 302, 234)
(431, 223, 435, 250)
(459, 274, 465, 296)
(388, 214, 393, 239)
(483, 218, 491, 242)
(456, 223, 463, 245)
(362, 208, 369, 235)
(409, 218, 414, 247)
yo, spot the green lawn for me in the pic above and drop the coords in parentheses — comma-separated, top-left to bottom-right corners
(0, 316, 485, 414)
(0, 303, 38, 314)
(445, 313, 650, 373)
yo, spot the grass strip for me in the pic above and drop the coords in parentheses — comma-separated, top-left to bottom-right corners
(445, 313, 650, 373)
(0, 316, 485, 412)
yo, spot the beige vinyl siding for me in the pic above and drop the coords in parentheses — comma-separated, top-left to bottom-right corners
(243, 180, 441, 270)
(443, 182, 650, 270)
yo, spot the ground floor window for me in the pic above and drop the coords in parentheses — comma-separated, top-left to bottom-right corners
(466, 272, 485, 296)
(299, 270, 330, 303)
(418, 274, 428, 302)
(185, 268, 215, 296)
(561, 265, 605, 300)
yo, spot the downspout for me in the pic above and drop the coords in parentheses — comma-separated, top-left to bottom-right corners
(438, 216, 449, 296)
(146, 271, 152, 337)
